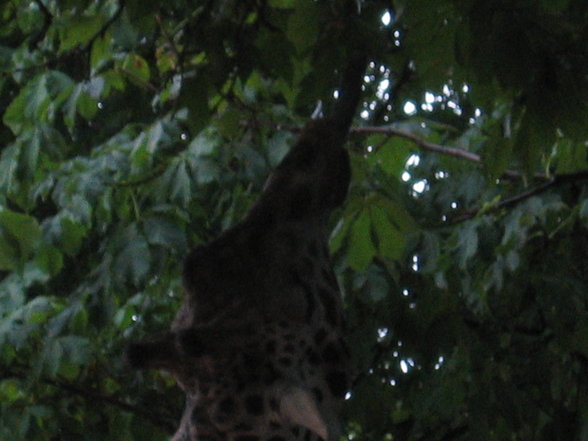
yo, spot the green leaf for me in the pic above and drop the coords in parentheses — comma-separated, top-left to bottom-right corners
(169, 160, 192, 205)
(120, 53, 151, 85)
(115, 225, 151, 285)
(255, 29, 295, 80)
(90, 32, 112, 74)
(482, 137, 512, 180)
(23, 296, 58, 326)
(69, 307, 88, 335)
(347, 210, 376, 271)
(267, 132, 293, 167)
(0, 379, 25, 403)
(59, 217, 87, 256)
(329, 217, 351, 255)
(0, 211, 41, 271)
(41, 337, 64, 378)
(368, 136, 413, 177)
(36, 244, 64, 276)
(143, 216, 187, 251)
(59, 15, 105, 52)
(102, 69, 126, 92)
(365, 265, 390, 302)
(3, 77, 48, 133)
(179, 75, 210, 133)
(16, 129, 41, 180)
(58, 335, 92, 365)
(191, 158, 220, 185)
(3, 72, 74, 133)
(156, 45, 177, 74)
(419, 231, 441, 274)
(286, 0, 320, 53)
(114, 304, 136, 329)
(455, 222, 478, 268)
(370, 205, 405, 261)
(215, 107, 245, 139)
(185, 135, 221, 185)
(551, 139, 588, 174)
(39, 335, 90, 379)
(76, 87, 99, 120)
(514, 111, 555, 176)
(64, 83, 86, 129)
(188, 131, 218, 156)
(3, 91, 27, 134)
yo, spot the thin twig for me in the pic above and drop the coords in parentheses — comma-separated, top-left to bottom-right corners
(155, 14, 181, 63)
(117, 67, 160, 93)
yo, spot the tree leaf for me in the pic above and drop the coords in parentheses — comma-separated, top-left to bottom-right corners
(286, 0, 320, 53)
(115, 225, 151, 285)
(36, 244, 64, 276)
(59, 15, 105, 53)
(120, 53, 151, 85)
(369, 137, 413, 177)
(215, 107, 245, 139)
(482, 137, 512, 180)
(0, 211, 41, 271)
(347, 210, 376, 271)
(91, 33, 112, 74)
(370, 205, 405, 262)
(143, 216, 187, 252)
(59, 217, 87, 256)
(179, 75, 210, 133)
(455, 221, 478, 269)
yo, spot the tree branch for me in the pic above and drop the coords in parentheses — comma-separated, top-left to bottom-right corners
(254, 123, 544, 182)
(450, 171, 588, 223)
(331, 52, 367, 132)
(252, 121, 588, 225)
(2, 367, 175, 432)
(155, 14, 181, 66)
(351, 126, 535, 180)
(353, 125, 482, 162)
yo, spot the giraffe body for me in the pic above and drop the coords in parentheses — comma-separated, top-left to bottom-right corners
(127, 119, 351, 441)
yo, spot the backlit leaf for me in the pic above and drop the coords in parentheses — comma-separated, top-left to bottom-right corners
(286, 0, 319, 53)
(120, 54, 151, 85)
(0, 211, 41, 270)
(59, 15, 105, 53)
(347, 211, 376, 271)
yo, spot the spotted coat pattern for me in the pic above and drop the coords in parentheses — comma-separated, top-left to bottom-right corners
(127, 119, 352, 441)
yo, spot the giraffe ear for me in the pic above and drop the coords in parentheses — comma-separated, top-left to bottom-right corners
(280, 387, 329, 441)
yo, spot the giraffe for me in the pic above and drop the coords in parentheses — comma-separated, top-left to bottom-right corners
(126, 57, 366, 441)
